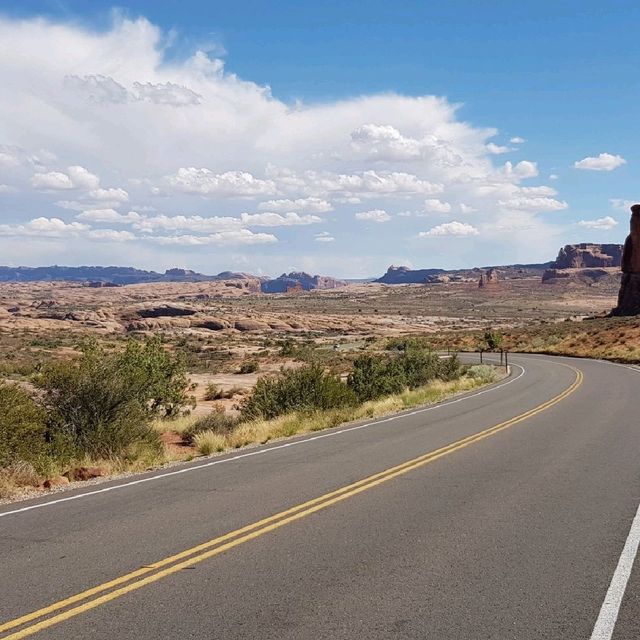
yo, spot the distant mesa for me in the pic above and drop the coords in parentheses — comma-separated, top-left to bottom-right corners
(612, 204, 640, 316)
(376, 265, 445, 285)
(260, 272, 346, 294)
(553, 243, 623, 269)
(0, 265, 332, 294)
(377, 263, 546, 285)
(542, 243, 624, 285)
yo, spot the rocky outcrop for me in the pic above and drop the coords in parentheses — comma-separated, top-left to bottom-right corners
(137, 304, 196, 318)
(553, 244, 623, 269)
(234, 319, 271, 332)
(193, 317, 230, 331)
(612, 205, 640, 316)
(261, 272, 346, 293)
(478, 268, 499, 288)
(126, 317, 192, 331)
(542, 268, 619, 285)
(65, 466, 107, 481)
(376, 265, 446, 285)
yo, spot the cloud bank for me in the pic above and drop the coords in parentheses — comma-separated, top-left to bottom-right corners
(0, 13, 590, 275)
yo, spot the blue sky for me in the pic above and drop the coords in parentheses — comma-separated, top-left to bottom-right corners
(0, 1, 637, 276)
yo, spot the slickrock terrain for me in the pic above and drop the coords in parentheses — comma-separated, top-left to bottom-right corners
(613, 204, 640, 316)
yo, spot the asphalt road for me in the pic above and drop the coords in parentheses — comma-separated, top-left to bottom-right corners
(1, 354, 639, 639)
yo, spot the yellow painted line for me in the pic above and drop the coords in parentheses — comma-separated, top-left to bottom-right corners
(0, 366, 583, 640)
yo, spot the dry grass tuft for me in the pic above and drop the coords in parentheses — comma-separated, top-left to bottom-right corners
(193, 430, 228, 455)
(0, 461, 42, 499)
(151, 414, 198, 435)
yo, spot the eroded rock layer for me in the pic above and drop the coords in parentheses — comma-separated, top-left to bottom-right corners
(553, 243, 623, 269)
(613, 205, 640, 316)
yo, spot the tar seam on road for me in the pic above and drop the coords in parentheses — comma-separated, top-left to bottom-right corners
(0, 361, 526, 519)
(0, 365, 582, 640)
(589, 500, 640, 640)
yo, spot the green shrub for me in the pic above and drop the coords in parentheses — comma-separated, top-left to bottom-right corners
(35, 337, 192, 459)
(278, 339, 297, 357)
(0, 381, 47, 469)
(347, 355, 406, 402)
(348, 350, 461, 402)
(399, 348, 443, 388)
(203, 382, 222, 401)
(438, 353, 462, 381)
(478, 329, 503, 352)
(240, 363, 356, 420)
(238, 360, 259, 374)
(466, 364, 499, 383)
(115, 336, 194, 417)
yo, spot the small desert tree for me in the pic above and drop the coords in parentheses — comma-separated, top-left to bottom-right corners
(36, 337, 194, 459)
(482, 329, 504, 351)
(0, 382, 47, 469)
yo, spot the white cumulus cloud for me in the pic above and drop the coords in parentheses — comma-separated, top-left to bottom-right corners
(167, 168, 277, 197)
(574, 153, 626, 171)
(240, 212, 321, 227)
(258, 197, 333, 213)
(77, 209, 142, 223)
(501, 160, 538, 179)
(577, 216, 618, 230)
(355, 209, 392, 223)
(423, 198, 452, 214)
(486, 143, 513, 155)
(147, 229, 278, 246)
(419, 221, 479, 237)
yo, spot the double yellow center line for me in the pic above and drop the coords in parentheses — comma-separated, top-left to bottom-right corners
(0, 365, 583, 639)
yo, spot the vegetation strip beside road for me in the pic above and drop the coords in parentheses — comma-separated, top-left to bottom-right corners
(0, 336, 497, 500)
(0, 364, 583, 640)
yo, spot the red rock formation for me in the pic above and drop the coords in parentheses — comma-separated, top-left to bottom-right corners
(478, 268, 499, 288)
(612, 205, 640, 316)
(554, 243, 622, 269)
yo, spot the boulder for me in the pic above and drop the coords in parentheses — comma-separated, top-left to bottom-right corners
(43, 476, 70, 489)
(126, 317, 192, 331)
(137, 304, 197, 318)
(66, 466, 107, 482)
(234, 319, 271, 332)
(612, 205, 640, 315)
(267, 320, 293, 330)
(194, 317, 230, 331)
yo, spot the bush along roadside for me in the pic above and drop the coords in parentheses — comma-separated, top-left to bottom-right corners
(0, 344, 503, 500)
(191, 350, 503, 457)
(0, 337, 195, 499)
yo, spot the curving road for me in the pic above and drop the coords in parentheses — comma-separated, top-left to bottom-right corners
(0, 355, 639, 639)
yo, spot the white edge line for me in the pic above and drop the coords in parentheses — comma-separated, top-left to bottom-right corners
(590, 500, 640, 640)
(0, 363, 525, 519)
